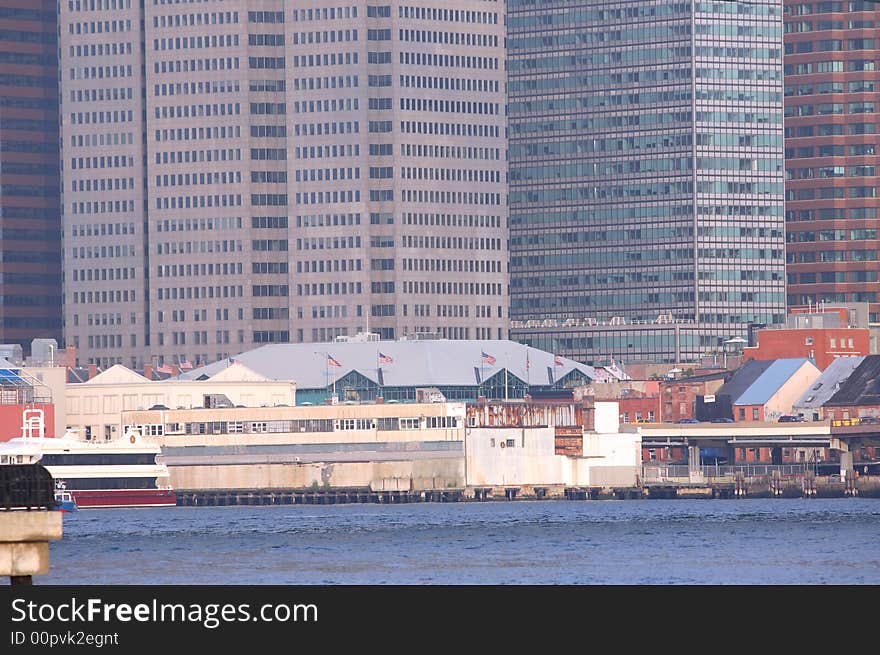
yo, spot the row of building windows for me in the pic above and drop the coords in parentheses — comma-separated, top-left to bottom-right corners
(293, 98, 358, 114)
(403, 281, 504, 297)
(787, 250, 878, 263)
(72, 267, 135, 282)
(154, 101, 239, 119)
(291, 52, 358, 68)
(788, 229, 878, 242)
(786, 144, 875, 158)
(399, 29, 499, 48)
(154, 193, 242, 210)
(297, 236, 362, 251)
(401, 51, 499, 70)
(69, 177, 133, 192)
(154, 34, 237, 51)
(402, 98, 500, 115)
(784, 2, 876, 16)
(296, 144, 360, 159)
(157, 285, 244, 301)
(401, 6, 498, 25)
(295, 190, 361, 205)
(790, 271, 878, 284)
(153, 80, 239, 98)
(400, 120, 500, 138)
(295, 167, 360, 182)
(402, 258, 502, 273)
(153, 10, 238, 27)
(785, 102, 877, 116)
(402, 235, 503, 251)
(293, 121, 358, 136)
(786, 165, 876, 179)
(786, 208, 876, 222)
(155, 171, 241, 187)
(70, 199, 134, 215)
(67, 41, 131, 58)
(292, 74, 359, 91)
(67, 19, 131, 34)
(297, 282, 363, 297)
(155, 239, 242, 255)
(157, 263, 243, 278)
(291, 29, 358, 44)
(155, 127, 240, 145)
(785, 123, 875, 138)
(297, 259, 362, 274)
(784, 38, 876, 53)
(69, 131, 133, 147)
(70, 223, 136, 237)
(785, 59, 875, 74)
(785, 187, 877, 200)
(71, 288, 135, 303)
(69, 109, 132, 124)
(296, 213, 360, 228)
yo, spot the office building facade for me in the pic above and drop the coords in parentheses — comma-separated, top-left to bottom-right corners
(507, 0, 787, 364)
(0, 0, 62, 351)
(783, 0, 879, 333)
(60, 0, 507, 368)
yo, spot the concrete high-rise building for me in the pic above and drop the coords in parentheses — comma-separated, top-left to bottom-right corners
(782, 0, 879, 342)
(507, 0, 787, 365)
(60, 0, 508, 369)
(0, 1, 62, 352)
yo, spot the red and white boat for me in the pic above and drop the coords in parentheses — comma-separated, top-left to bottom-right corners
(0, 410, 176, 509)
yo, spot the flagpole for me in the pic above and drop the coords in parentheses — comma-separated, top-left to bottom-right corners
(504, 353, 508, 402)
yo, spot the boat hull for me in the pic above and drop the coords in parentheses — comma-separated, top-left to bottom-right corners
(70, 489, 177, 509)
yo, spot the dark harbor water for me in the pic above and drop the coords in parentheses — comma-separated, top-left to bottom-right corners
(42, 499, 880, 585)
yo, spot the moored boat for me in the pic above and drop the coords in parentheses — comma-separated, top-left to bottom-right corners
(0, 411, 176, 509)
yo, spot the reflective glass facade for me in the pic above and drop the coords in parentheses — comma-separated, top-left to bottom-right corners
(0, 0, 62, 350)
(508, 0, 787, 363)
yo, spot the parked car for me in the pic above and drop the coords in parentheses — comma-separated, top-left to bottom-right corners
(778, 415, 805, 423)
(676, 418, 700, 424)
(710, 417, 734, 423)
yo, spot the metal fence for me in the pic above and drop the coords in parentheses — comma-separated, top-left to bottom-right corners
(643, 463, 817, 481)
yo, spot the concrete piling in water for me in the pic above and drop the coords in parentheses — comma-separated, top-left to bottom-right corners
(0, 511, 63, 585)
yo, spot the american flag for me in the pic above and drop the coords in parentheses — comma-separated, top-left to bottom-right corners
(481, 351, 496, 365)
(327, 355, 342, 367)
(377, 352, 393, 364)
(525, 352, 530, 371)
(554, 355, 564, 367)
(179, 359, 193, 371)
(157, 364, 174, 374)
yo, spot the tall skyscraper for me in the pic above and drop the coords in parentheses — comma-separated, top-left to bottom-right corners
(60, 1, 508, 369)
(0, 0, 62, 352)
(783, 0, 879, 339)
(507, 0, 787, 364)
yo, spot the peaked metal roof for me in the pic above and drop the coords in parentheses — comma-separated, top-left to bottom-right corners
(793, 356, 866, 409)
(825, 355, 880, 406)
(716, 359, 774, 403)
(733, 358, 816, 406)
(179, 340, 599, 389)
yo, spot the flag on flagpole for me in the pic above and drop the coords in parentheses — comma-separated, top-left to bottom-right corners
(554, 355, 564, 367)
(481, 351, 496, 365)
(377, 352, 393, 364)
(525, 351, 530, 371)
(327, 355, 342, 367)
(157, 364, 174, 374)
(180, 359, 193, 371)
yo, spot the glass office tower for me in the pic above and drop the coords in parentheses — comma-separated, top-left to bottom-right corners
(508, 0, 787, 364)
